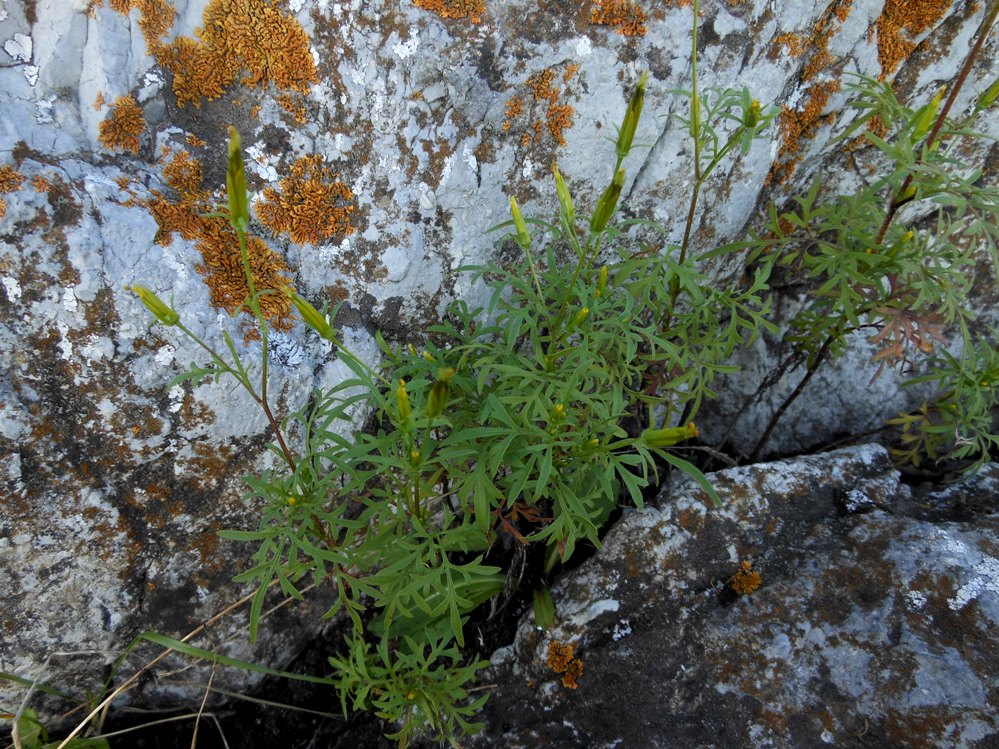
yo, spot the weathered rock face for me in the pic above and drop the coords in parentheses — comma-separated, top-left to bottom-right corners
(1, 0, 996, 718)
(470, 445, 999, 749)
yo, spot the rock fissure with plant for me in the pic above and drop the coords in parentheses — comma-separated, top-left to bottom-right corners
(3, 0, 999, 747)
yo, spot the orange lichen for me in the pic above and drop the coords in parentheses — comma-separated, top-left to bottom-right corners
(412, 0, 484, 23)
(0, 164, 25, 194)
(546, 640, 584, 689)
(93, 91, 106, 110)
(563, 63, 580, 83)
(729, 560, 762, 595)
(152, 0, 317, 108)
(561, 657, 584, 689)
(103, 0, 175, 53)
(773, 32, 805, 58)
(145, 148, 293, 334)
(546, 103, 575, 146)
(278, 93, 309, 124)
(185, 133, 206, 148)
(591, 0, 648, 37)
(876, 0, 952, 77)
(161, 150, 205, 201)
(31, 175, 52, 193)
(98, 95, 146, 153)
(257, 155, 355, 246)
(800, 0, 852, 82)
(546, 640, 575, 671)
(768, 80, 841, 186)
(503, 95, 523, 132)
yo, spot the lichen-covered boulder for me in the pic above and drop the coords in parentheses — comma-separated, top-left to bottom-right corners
(471, 445, 999, 749)
(1, 0, 997, 717)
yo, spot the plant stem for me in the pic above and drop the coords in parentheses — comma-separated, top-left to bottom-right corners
(749, 334, 835, 462)
(236, 226, 298, 474)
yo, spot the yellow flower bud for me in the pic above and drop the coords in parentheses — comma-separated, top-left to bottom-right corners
(396, 379, 411, 423)
(226, 127, 249, 233)
(595, 265, 608, 298)
(127, 285, 180, 326)
(743, 99, 762, 128)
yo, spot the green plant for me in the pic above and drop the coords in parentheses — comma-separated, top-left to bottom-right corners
(128, 19, 779, 739)
(722, 3, 999, 469)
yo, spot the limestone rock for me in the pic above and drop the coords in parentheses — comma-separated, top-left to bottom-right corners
(471, 445, 999, 749)
(1, 0, 997, 719)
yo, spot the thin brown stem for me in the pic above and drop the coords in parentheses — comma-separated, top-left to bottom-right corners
(875, 0, 999, 245)
(749, 334, 835, 462)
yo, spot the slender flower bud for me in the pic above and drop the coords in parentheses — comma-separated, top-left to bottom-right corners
(977, 78, 999, 110)
(284, 287, 336, 341)
(409, 449, 422, 468)
(426, 367, 455, 418)
(226, 127, 250, 233)
(641, 422, 699, 448)
(912, 86, 945, 143)
(553, 166, 576, 227)
(510, 196, 531, 250)
(569, 307, 590, 329)
(396, 379, 411, 423)
(616, 71, 648, 161)
(595, 265, 608, 298)
(128, 285, 180, 326)
(590, 168, 624, 234)
(550, 403, 566, 423)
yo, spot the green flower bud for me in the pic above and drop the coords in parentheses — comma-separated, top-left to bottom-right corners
(509, 195, 531, 250)
(590, 168, 624, 234)
(641, 422, 699, 448)
(616, 71, 648, 161)
(284, 288, 336, 341)
(977, 78, 999, 110)
(426, 367, 455, 418)
(569, 307, 590, 329)
(226, 127, 250, 233)
(912, 85, 945, 143)
(128, 285, 180, 326)
(553, 166, 576, 228)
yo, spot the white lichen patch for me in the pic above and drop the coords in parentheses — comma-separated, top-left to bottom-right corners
(611, 619, 632, 641)
(2, 275, 21, 302)
(950, 556, 999, 611)
(3, 32, 32, 62)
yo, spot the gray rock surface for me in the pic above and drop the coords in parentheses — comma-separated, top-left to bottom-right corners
(1, 0, 997, 719)
(471, 445, 999, 749)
